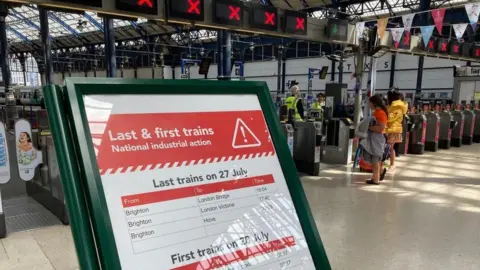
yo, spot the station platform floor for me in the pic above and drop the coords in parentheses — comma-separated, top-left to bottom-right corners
(1, 144, 480, 269)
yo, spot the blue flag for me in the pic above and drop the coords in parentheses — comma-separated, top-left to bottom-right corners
(420, 26, 435, 45)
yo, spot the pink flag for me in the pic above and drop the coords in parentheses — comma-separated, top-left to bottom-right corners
(432, 8, 446, 35)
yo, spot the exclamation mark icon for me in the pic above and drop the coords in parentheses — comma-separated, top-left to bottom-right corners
(240, 126, 247, 143)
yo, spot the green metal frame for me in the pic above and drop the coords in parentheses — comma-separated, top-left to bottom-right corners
(44, 77, 331, 270)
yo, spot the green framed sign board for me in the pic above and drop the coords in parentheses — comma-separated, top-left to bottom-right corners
(43, 78, 331, 270)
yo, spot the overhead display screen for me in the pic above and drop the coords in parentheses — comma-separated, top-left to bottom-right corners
(449, 40, 461, 56)
(326, 18, 348, 41)
(437, 38, 449, 55)
(283, 10, 307, 35)
(250, 4, 278, 32)
(168, 0, 205, 21)
(53, 0, 102, 7)
(116, 0, 158, 15)
(212, 0, 244, 27)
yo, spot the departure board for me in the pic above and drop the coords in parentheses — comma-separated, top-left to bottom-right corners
(212, 0, 244, 26)
(116, 0, 158, 15)
(250, 4, 278, 32)
(450, 40, 461, 56)
(283, 10, 307, 35)
(326, 18, 348, 41)
(168, 0, 205, 21)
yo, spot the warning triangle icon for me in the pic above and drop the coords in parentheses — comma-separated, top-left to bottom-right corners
(232, 118, 262, 149)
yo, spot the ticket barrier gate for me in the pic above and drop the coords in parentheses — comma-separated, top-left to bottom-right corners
(438, 111, 456, 149)
(25, 110, 68, 224)
(323, 118, 354, 165)
(281, 123, 294, 156)
(424, 112, 440, 152)
(462, 110, 475, 145)
(293, 122, 324, 176)
(397, 117, 413, 155)
(408, 114, 427, 155)
(474, 108, 480, 143)
(451, 110, 465, 147)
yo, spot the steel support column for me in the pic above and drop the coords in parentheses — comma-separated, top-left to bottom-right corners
(281, 53, 286, 94)
(353, 48, 365, 127)
(221, 30, 231, 80)
(276, 45, 283, 94)
(103, 17, 116, 78)
(331, 60, 335, 81)
(415, 0, 431, 105)
(39, 8, 53, 84)
(0, 3, 9, 238)
(217, 30, 224, 79)
(389, 53, 396, 88)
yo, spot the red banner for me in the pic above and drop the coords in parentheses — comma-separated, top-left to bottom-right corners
(432, 8, 446, 35)
(90, 110, 275, 174)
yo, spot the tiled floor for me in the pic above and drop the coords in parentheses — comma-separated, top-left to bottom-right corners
(1, 144, 480, 269)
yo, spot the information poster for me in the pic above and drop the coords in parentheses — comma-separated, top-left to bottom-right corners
(15, 119, 42, 181)
(85, 94, 315, 270)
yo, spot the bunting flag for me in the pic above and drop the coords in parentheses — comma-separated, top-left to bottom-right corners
(420, 25, 435, 45)
(390, 28, 404, 48)
(356, 22, 365, 41)
(431, 8, 446, 35)
(377, 18, 388, 40)
(402, 13, 415, 32)
(452, 23, 468, 40)
(465, 3, 480, 29)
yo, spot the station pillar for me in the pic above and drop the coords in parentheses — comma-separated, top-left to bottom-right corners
(0, 4, 11, 91)
(39, 8, 53, 84)
(103, 17, 116, 78)
(221, 30, 231, 80)
(216, 30, 224, 79)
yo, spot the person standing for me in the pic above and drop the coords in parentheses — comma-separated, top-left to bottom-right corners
(285, 85, 304, 121)
(386, 89, 408, 169)
(363, 95, 388, 185)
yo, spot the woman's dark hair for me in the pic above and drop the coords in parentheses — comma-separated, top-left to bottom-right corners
(317, 93, 325, 98)
(387, 88, 401, 105)
(20, 132, 32, 143)
(370, 95, 388, 118)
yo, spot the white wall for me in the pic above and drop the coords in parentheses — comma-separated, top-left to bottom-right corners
(50, 53, 468, 92)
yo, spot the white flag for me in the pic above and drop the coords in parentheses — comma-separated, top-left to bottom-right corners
(452, 23, 468, 39)
(391, 28, 404, 44)
(402, 14, 415, 32)
(465, 3, 480, 27)
(356, 22, 365, 41)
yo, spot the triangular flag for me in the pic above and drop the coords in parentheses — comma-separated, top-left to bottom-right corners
(431, 8, 446, 35)
(402, 13, 415, 32)
(452, 23, 468, 39)
(390, 28, 404, 49)
(356, 22, 365, 41)
(420, 25, 435, 45)
(465, 3, 480, 28)
(377, 18, 388, 40)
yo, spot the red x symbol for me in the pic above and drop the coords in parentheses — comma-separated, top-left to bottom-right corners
(453, 44, 459, 53)
(428, 40, 434, 49)
(403, 33, 410, 45)
(295, 17, 305, 30)
(441, 42, 447, 51)
(188, 0, 200, 14)
(265, 12, 275, 25)
(137, 0, 152, 7)
(476, 48, 480, 56)
(229, 5, 240, 20)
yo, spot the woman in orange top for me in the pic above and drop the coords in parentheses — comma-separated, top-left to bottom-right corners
(366, 95, 388, 185)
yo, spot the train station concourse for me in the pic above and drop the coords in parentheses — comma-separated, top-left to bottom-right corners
(0, 0, 480, 269)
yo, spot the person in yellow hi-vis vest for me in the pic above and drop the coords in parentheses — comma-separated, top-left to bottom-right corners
(310, 93, 325, 120)
(285, 85, 304, 121)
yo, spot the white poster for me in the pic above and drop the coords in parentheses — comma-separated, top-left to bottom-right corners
(15, 119, 42, 181)
(0, 122, 10, 184)
(85, 94, 316, 270)
(356, 21, 365, 41)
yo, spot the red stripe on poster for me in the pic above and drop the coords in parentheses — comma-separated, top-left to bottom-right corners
(121, 174, 274, 207)
(171, 236, 296, 270)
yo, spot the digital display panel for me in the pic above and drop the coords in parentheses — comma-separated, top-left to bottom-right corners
(250, 4, 278, 32)
(462, 42, 472, 57)
(168, 0, 205, 21)
(472, 44, 480, 58)
(449, 40, 462, 56)
(399, 32, 411, 50)
(283, 10, 307, 35)
(437, 38, 449, 55)
(53, 0, 102, 7)
(212, 0, 243, 27)
(326, 18, 348, 42)
(116, 0, 158, 15)
(424, 37, 437, 53)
